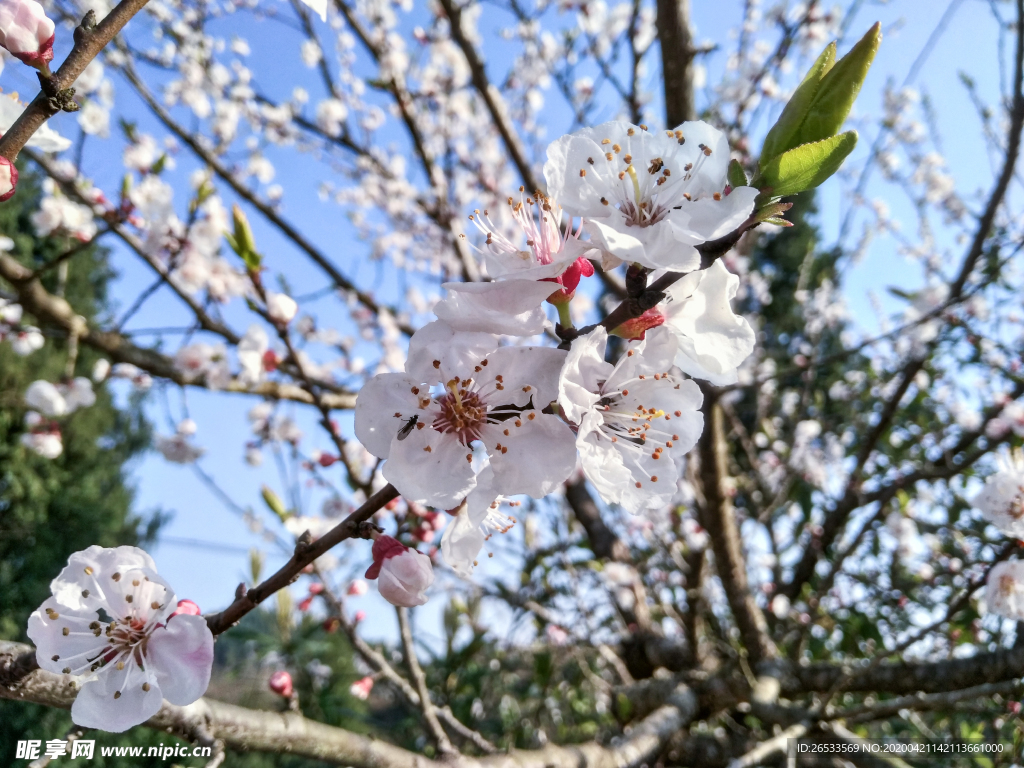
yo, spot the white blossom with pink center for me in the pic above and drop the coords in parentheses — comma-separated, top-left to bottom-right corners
(545, 120, 758, 272)
(27, 546, 214, 733)
(558, 326, 704, 513)
(972, 452, 1024, 539)
(355, 321, 576, 508)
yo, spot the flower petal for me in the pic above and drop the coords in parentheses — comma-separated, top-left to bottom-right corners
(50, 545, 159, 613)
(147, 614, 215, 706)
(434, 280, 554, 337)
(405, 320, 498, 382)
(383, 426, 478, 508)
(485, 415, 576, 498)
(354, 373, 422, 459)
(70, 661, 162, 733)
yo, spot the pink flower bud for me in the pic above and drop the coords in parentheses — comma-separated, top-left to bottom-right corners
(0, 156, 16, 202)
(353, 610, 366, 622)
(170, 599, 201, 618)
(298, 596, 313, 612)
(308, 582, 325, 595)
(318, 453, 337, 468)
(0, 0, 54, 69)
(364, 535, 433, 607)
(269, 670, 293, 698)
(612, 308, 666, 340)
(349, 676, 374, 700)
(262, 349, 279, 372)
(347, 579, 368, 596)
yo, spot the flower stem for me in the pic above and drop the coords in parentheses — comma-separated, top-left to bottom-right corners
(556, 301, 573, 329)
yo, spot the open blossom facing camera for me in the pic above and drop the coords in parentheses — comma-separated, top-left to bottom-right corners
(0, 0, 54, 68)
(986, 561, 1024, 620)
(972, 452, 1024, 539)
(559, 326, 704, 513)
(27, 546, 214, 733)
(545, 120, 758, 272)
(355, 321, 576, 508)
(364, 535, 433, 607)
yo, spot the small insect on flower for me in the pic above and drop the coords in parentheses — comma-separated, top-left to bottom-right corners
(396, 414, 418, 441)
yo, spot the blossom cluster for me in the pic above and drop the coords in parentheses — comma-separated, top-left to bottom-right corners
(355, 119, 757, 594)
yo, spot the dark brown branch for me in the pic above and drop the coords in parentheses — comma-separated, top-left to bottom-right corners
(565, 479, 630, 561)
(204, 484, 399, 634)
(656, 0, 696, 126)
(697, 389, 776, 667)
(0, 0, 152, 162)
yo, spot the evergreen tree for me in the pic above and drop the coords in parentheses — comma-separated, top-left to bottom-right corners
(0, 167, 155, 757)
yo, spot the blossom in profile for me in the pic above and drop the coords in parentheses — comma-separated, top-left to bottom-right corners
(440, 467, 518, 578)
(0, 156, 16, 201)
(364, 535, 433, 607)
(986, 561, 1024, 620)
(27, 546, 214, 733)
(545, 120, 758, 272)
(558, 326, 704, 513)
(266, 292, 298, 325)
(350, 676, 374, 700)
(269, 670, 294, 698)
(661, 260, 756, 385)
(0, 0, 54, 69)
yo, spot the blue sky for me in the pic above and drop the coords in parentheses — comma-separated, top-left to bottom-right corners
(4, 0, 1010, 645)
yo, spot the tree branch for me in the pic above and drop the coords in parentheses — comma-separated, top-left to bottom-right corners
(697, 389, 776, 667)
(397, 607, 457, 756)
(0, 0, 152, 162)
(656, 0, 696, 126)
(203, 484, 399, 634)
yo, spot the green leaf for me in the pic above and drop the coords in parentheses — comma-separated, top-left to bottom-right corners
(728, 159, 749, 189)
(759, 42, 836, 168)
(759, 131, 857, 197)
(793, 22, 881, 148)
(261, 485, 290, 520)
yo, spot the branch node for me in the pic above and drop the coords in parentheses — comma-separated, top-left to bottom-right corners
(234, 582, 248, 601)
(74, 10, 99, 44)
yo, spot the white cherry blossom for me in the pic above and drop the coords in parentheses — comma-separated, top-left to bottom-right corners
(355, 321, 575, 508)
(440, 467, 519, 577)
(27, 546, 214, 732)
(467, 191, 596, 296)
(237, 324, 270, 385)
(558, 326, 704, 513)
(661, 260, 756, 385)
(986, 560, 1024, 620)
(545, 120, 758, 271)
(972, 452, 1024, 539)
